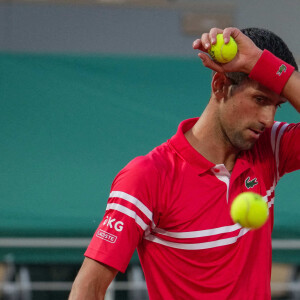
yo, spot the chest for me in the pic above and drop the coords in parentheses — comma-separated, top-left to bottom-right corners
(156, 162, 271, 233)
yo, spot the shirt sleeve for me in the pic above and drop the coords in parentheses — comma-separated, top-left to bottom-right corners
(270, 122, 300, 178)
(84, 156, 158, 273)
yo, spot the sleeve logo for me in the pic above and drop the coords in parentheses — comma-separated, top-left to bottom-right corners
(96, 229, 117, 243)
(103, 216, 124, 232)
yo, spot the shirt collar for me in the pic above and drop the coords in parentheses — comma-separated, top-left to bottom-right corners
(168, 118, 215, 174)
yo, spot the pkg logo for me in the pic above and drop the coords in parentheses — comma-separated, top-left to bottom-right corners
(96, 229, 117, 243)
(103, 216, 124, 232)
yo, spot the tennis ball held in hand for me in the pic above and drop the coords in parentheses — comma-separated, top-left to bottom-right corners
(208, 34, 238, 63)
(230, 192, 269, 229)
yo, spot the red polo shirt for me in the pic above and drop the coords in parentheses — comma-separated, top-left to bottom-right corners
(85, 118, 300, 300)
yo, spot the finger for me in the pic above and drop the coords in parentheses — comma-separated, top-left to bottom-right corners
(222, 27, 235, 43)
(193, 38, 208, 51)
(193, 41, 207, 54)
(192, 39, 201, 49)
(223, 27, 242, 43)
(198, 53, 224, 73)
(209, 28, 223, 44)
(200, 33, 211, 50)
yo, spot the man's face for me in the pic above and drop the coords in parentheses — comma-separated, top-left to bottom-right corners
(218, 80, 285, 151)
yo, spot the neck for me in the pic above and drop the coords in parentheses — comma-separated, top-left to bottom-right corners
(184, 104, 239, 172)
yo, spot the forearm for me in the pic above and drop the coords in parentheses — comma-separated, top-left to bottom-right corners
(193, 27, 300, 114)
(69, 280, 105, 300)
(69, 258, 118, 300)
(282, 71, 300, 113)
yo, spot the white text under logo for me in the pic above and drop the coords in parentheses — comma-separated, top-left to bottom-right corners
(103, 216, 124, 232)
(96, 230, 117, 243)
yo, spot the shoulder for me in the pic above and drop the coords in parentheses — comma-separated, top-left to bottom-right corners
(248, 121, 300, 178)
(110, 142, 173, 212)
(254, 121, 296, 152)
(123, 142, 173, 175)
(113, 142, 172, 189)
(260, 121, 299, 153)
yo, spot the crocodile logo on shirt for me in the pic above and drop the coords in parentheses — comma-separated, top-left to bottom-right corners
(276, 64, 287, 76)
(245, 177, 258, 189)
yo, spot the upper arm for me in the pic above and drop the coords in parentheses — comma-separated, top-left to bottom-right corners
(69, 257, 118, 300)
(84, 156, 159, 272)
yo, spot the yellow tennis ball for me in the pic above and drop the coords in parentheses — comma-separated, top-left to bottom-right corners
(230, 192, 269, 229)
(208, 34, 238, 63)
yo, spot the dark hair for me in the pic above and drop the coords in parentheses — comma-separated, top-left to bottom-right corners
(226, 28, 298, 85)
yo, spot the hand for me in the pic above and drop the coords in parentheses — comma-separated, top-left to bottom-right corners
(193, 27, 263, 74)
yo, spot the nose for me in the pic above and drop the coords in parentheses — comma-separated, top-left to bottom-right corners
(259, 105, 276, 128)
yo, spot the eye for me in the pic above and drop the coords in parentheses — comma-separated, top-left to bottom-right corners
(255, 96, 265, 105)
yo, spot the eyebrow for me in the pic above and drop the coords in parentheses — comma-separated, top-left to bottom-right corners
(254, 91, 286, 106)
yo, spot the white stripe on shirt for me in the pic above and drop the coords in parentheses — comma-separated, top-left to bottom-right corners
(153, 223, 242, 239)
(275, 123, 289, 180)
(106, 203, 149, 231)
(145, 228, 250, 250)
(109, 191, 153, 221)
(271, 121, 281, 154)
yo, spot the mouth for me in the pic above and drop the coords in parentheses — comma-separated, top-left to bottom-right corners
(248, 128, 263, 139)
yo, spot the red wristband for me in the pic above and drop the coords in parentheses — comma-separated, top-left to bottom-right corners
(249, 50, 295, 95)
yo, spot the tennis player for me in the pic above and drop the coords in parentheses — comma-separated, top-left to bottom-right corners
(69, 27, 300, 299)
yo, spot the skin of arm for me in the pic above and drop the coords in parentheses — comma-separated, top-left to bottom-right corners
(193, 27, 300, 113)
(69, 257, 118, 300)
(282, 71, 300, 112)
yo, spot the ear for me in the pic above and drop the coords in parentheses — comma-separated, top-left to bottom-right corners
(211, 73, 231, 99)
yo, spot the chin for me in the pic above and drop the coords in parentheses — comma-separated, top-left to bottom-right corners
(240, 143, 255, 151)
(233, 138, 256, 151)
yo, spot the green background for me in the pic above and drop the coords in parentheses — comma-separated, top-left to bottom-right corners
(0, 53, 299, 263)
